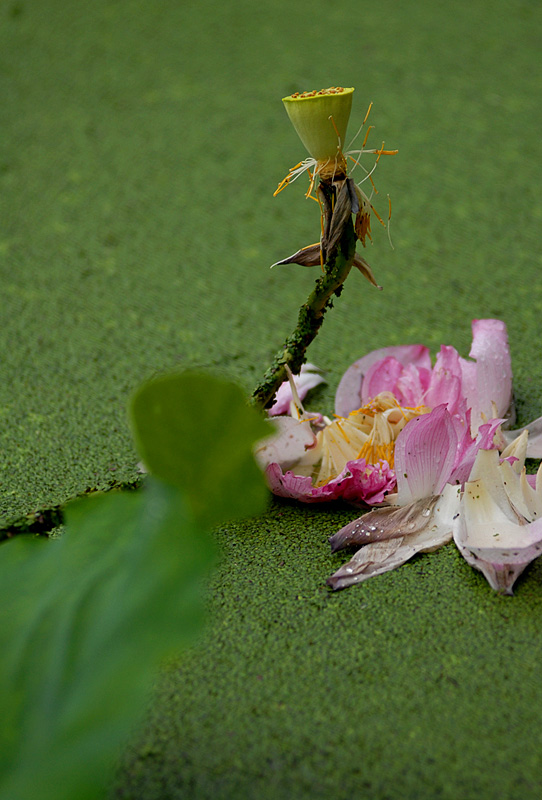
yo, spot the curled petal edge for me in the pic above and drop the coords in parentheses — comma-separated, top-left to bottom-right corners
(268, 364, 325, 417)
(255, 417, 317, 471)
(265, 459, 396, 505)
(327, 484, 460, 590)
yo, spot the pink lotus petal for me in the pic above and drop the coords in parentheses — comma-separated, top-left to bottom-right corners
(448, 417, 504, 486)
(458, 359, 477, 420)
(361, 359, 432, 408)
(434, 344, 463, 377)
(265, 459, 396, 505)
(425, 346, 467, 419)
(459, 319, 513, 429)
(475, 417, 505, 451)
(394, 406, 459, 504)
(361, 357, 405, 404)
(426, 371, 465, 419)
(335, 345, 431, 416)
(395, 364, 432, 407)
(268, 364, 325, 416)
(265, 463, 317, 500)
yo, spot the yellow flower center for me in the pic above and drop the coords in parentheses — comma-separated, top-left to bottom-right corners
(310, 392, 429, 487)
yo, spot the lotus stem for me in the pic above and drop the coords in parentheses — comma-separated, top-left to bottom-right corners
(251, 199, 356, 410)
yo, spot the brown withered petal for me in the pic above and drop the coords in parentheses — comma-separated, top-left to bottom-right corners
(270, 243, 322, 268)
(327, 537, 405, 589)
(327, 522, 452, 591)
(347, 177, 360, 214)
(353, 254, 382, 289)
(329, 497, 439, 553)
(327, 486, 459, 590)
(324, 179, 353, 256)
(271, 247, 381, 290)
(354, 209, 371, 246)
(354, 186, 372, 246)
(317, 184, 332, 256)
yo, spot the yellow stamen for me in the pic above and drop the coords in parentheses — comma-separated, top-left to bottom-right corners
(358, 439, 395, 468)
(302, 393, 430, 487)
(361, 124, 374, 149)
(335, 420, 350, 444)
(370, 201, 386, 229)
(274, 162, 304, 196)
(305, 168, 319, 201)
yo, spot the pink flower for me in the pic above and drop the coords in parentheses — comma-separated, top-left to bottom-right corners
(268, 364, 325, 416)
(256, 385, 423, 504)
(327, 404, 492, 589)
(258, 318, 539, 560)
(328, 404, 542, 594)
(335, 319, 513, 434)
(256, 319, 542, 594)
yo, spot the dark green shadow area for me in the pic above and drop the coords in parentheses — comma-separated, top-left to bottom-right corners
(2, 0, 542, 797)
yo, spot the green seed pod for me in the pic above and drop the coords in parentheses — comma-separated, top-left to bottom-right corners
(282, 87, 354, 161)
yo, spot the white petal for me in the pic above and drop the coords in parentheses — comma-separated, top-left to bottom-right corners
(535, 461, 542, 509)
(461, 479, 525, 541)
(254, 417, 317, 470)
(500, 429, 528, 472)
(499, 460, 541, 522)
(454, 477, 542, 594)
(501, 416, 542, 459)
(467, 449, 520, 524)
(520, 468, 542, 521)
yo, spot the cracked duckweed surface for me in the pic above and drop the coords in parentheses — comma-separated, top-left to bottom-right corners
(3, 0, 542, 798)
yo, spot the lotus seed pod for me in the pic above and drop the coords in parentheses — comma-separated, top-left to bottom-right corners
(282, 87, 354, 162)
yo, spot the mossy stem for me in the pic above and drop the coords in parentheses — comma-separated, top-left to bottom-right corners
(251, 217, 356, 410)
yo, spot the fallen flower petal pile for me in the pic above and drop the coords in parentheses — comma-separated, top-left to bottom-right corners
(256, 318, 542, 594)
(257, 390, 424, 505)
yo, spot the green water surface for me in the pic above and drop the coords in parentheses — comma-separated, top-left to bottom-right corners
(2, 1, 542, 797)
